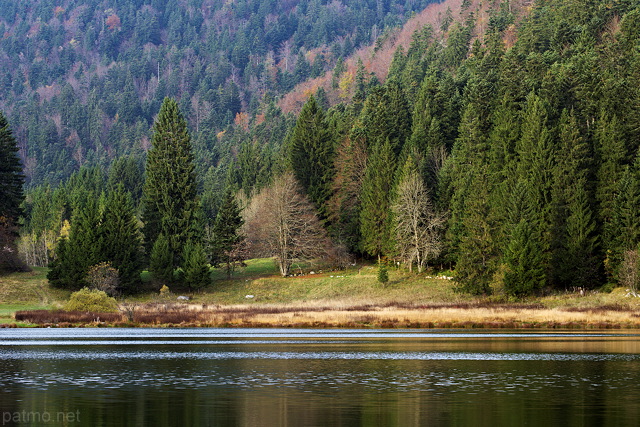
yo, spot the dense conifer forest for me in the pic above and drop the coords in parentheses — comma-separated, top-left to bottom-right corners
(4, 0, 640, 297)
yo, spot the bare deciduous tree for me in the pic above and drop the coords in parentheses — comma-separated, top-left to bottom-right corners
(393, 170, 446, 273)
(244, 172, 333, 276)
(620, 249, 640, 297)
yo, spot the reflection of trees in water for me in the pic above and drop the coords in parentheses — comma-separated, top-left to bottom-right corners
(0, 359, 23, 420)
(5, 344, 640, 425)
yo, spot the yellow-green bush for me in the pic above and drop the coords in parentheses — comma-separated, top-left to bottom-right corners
(64, 287, 118, 312)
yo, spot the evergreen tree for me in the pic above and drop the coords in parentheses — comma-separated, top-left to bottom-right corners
(289, 95, 335, 215)
(150, 233, 173, 284)
(142, 98, 200, 267)
(607, 159, 640, 280)
(0, 112, 24, 225)
(511, 92, 555, 288)
(446, 76, 495, 267)
(99, 185, 144, 294)
(377, 260, 389, 284)
(47, 197, 101, 290)
(549, 109, 600, 288)
(453, 172, 494, 295)
(595, 112, 628, 244)
(182, 240, 210, 290)
(0, 112, 25, 272)
(563, 182, 600, 289)
(503, 217, 546, 297)
(360, 139, 396, 257)
(211, 189, 244, 278)
(353, 83, 411, 156)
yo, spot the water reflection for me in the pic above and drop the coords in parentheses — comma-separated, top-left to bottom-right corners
(1, 329, 639, 426)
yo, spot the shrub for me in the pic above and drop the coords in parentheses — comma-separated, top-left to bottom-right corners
(86, 262, 119, 296)
(64, 287, 118, 312)
(377, 262, 389, 284)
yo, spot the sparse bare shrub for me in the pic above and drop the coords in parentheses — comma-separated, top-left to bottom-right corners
(86, 262, 119, 296)
(119, 302, 138, 322)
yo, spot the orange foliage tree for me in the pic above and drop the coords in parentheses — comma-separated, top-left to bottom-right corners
(106, 14, 121, 30)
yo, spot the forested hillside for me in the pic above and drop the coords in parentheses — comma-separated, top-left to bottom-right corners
(12, 0, 640, 297)
(0, 0, 436, 186)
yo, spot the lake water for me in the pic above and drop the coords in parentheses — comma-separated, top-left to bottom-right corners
(1, 328, 639, 426)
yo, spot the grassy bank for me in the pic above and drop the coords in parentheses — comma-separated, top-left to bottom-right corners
(3, 259, 640, 328)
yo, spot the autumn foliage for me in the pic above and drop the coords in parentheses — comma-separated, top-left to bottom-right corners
(106, 14, 121, 30)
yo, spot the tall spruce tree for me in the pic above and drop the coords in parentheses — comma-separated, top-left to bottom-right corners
(446, 76, 495, 269)
(48, 197, 102, 290)
(563, 182, 600, 289)
(142, 98, 200, 267)
(360, 139, 397, 257)
(99, 185, 144, 294)
(511, 92, 555, 288)
(0, 112, 24, 225)
(353, 83, 411, 156)
(0, 112, 25, 272)
(607, 157, 640, 280)
(211, 189, 244, 278)
(289, 95, 335, 215)
(502, 182, 546, 297)
(503, 217, 546, 297)
(595, 112, 628, 245)
(452, 171, 495, 295)
(150, 233, 173, 284)
(550, 109, 600, 289)
(182, 240, 210, 290)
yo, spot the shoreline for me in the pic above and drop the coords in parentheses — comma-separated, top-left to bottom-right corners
(11, 302, 640, 329)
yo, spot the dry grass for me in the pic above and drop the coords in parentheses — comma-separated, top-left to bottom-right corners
(15, 301, 640, 329)
(0, 267, 69, 305)
(188, 302, 640, 329)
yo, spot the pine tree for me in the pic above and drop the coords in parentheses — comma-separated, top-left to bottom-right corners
(182, 240, 210, 290)
(453, 172, 495, 295)
(0, 112, 24, 225)
(289, 95, 335, 215)
(150, 233, 173, 284)
(595, 112, 628, 244)
(503, 217, 546, 297)
(211, 189, 244, 278)
(377, 260, 389, 284)
(0, 111, 25, 273)
(446, 76, 494, 267)
(563, 181, 600, 289)
(142, 98, 200, 267)
(47, 197, 101, 290)
(511, 92, 555, 288)
(607, 159, 640, 280)
(549, 109, 600, 289)
(360, 139, 397, 257)
(99, 185, 144, 294)
(353, 83, 411, 156)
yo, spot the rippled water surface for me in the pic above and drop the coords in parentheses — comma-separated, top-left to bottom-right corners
(1, 328, 639, 426)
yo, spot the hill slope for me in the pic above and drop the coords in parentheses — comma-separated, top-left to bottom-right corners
(0, 0, 440, 186)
